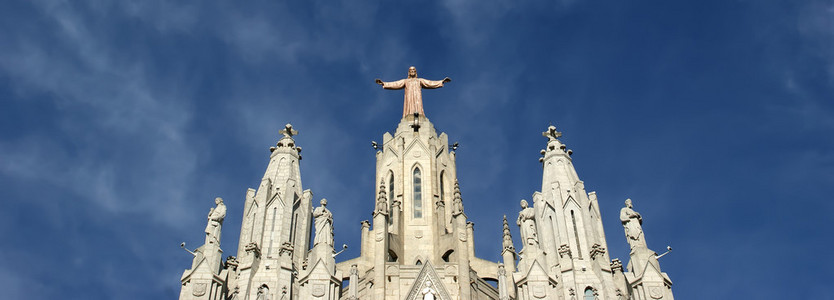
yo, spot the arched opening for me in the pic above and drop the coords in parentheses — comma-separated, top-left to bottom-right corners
(388, 250, 399, 262)
(416, 260, 422, 265)
(413, 167, 423, 218)
(584, 287, 595, 300)
(341, 279, 350, 292)
(442, 249, 456, 262)
(571, 210, 582, 259)
(257, 284, 270, 298)
(483, 278, 498, 289)
(388, 171, 395, 211)
(440, 171, 446, 204)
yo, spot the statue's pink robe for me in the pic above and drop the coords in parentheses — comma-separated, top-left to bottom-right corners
(382, 77, 446, 117)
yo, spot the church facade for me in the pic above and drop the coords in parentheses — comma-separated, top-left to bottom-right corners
(178, 68, 674, 300)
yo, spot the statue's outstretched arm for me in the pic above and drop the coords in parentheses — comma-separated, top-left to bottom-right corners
(420, 78, 449, 89)
(379, 79, 406, 90)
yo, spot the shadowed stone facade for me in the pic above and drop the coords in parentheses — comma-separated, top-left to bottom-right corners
(178, 68, 674, 300)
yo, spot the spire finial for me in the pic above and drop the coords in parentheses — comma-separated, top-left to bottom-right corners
(542, 125, 562, 141)
(502, 215, 514, 251)
(376, 178, 388, 215)
(451, 180, 464, 215)
(279, 123, 299, 138)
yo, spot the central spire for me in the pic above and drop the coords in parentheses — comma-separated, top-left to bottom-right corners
(375, 66, 452, 118)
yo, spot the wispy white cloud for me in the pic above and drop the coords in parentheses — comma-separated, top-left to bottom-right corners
(797, 0, 834, 84)
(0, 1, 198, 228)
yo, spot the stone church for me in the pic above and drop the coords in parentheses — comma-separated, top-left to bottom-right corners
(178, 67, 674, 300)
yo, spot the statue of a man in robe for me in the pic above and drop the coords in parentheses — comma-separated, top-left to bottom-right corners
(517, 199, 538, 247)
(313, 198, 334, 247)
(376, 66, 451, 118)
(620, 199, 645, 250)
(205, 197, 226, 245)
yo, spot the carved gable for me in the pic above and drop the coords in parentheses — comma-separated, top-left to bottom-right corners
(405, 261, 452, 300)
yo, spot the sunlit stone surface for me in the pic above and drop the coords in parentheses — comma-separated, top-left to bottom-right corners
(178, 68, 674, 300)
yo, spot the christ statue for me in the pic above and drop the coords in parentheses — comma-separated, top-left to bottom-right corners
(376, 66, 451, 118)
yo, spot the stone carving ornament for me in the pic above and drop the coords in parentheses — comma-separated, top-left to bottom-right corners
(502, 215, 515, 251)
(192, 282, 207, 296)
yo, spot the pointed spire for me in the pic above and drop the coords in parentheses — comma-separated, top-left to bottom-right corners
(272, 123, 302, 155)
(540, 125, 572, 159)
(452, 180, 464, 215)
(375, 178, 388, 215)
(502, 215, 515, 251)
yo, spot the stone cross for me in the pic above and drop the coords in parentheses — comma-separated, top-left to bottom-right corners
(279, 123, 298, 138)
(542, 125, 562, 141)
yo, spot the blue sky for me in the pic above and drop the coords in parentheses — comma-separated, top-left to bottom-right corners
(1, 0, 832, 299)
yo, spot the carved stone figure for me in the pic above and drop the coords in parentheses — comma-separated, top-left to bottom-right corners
(517, 199, 538, 247)
(620, 199, 645, 250)
(421, 280, 438, 300)
(376, 66, 451, 118)
(452, 196, 463, 216)
(313, 199, 334, 247)
(205, 197, 226, 244)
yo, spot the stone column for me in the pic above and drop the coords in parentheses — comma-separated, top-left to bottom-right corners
(360, 220, 370, 258)
(435, 199, 446, 235)
(466, 222, 475, 258)
(497, 264, 510, 300)
(452, 212, 471, 300)
(451, 182, 471, 300)
(348, 264, 359, 300)
(372, 180, 389, 300)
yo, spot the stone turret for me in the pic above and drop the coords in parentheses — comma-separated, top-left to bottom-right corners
(620, 199, 674, 300)
(233, 123, 314, 300)
(335, 111, 500, 299)
(179, 198, 229, 300)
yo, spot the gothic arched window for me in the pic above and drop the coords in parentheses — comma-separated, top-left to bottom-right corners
(388, 171, 395, 211)
(413, 167, 423, 218)
(440, 171, 446, 204)
(572, 210, 582, 259)
(584, 287, 595, 300)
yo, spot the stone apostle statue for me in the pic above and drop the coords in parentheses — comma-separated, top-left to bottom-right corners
(620, 199, 645, 250)
(313, 198, 334, 247)
(376, 66, 451, 118)
(205, 197, 226, 244)
(517, 199, 538, 247)
(421, 280, 438, 300)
